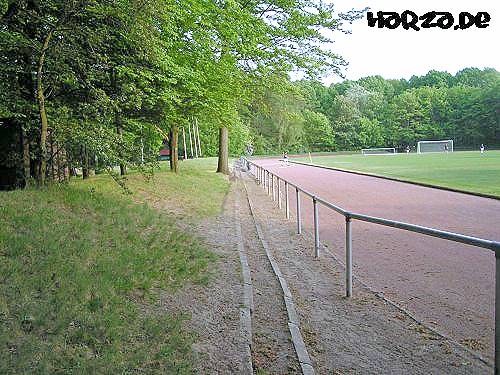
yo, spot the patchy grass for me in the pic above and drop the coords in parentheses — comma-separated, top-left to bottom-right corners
(0, 157, 229, 373)
(79, 157, 230, 219)
(294, 151, 500, 197)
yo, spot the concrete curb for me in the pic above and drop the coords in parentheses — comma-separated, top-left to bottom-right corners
(288, 159, 500, 201)
(242, 174, 316, 375)
(235, 198, 254, 374)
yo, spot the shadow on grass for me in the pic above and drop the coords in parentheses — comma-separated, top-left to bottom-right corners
(0, 158, 227, 373)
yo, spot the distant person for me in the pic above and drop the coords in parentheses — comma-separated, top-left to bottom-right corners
(406, 145, 410, 154)
(283, 151, 289, 165)
(246, 144, 253, 156)
(480, 144, 485, 154)
(444, 144, 449, 153)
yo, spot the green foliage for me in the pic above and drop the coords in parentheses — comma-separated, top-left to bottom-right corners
(1, 0, 362, 175)
(303, 109, 335, 151)
(246, 68, 498, 154)
(308, 68, 499, 151)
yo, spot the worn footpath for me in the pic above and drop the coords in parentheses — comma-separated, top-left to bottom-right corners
(157, 164, 492, 374)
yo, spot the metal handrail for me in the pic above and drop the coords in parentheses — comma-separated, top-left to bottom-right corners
(244, 158, 499, 252)
(349, 212, 500, 252)
(242, 157, 500, 372)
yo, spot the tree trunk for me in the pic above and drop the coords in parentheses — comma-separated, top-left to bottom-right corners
(116, 125, 127, 175)
(50, 134, 55, 180)
(22, 128, 30, 184)
(182, 127, 187, 160)
(196, 119, 202, 157)
(36, 30, 54, 186)
(119, 163, 127, 176)
(217, 126, 229, 174)
(82, 145, 89, 180)
(188, 122, 194, 158)
(169, 125, 179, 173)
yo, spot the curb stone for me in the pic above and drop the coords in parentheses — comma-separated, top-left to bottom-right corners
(241, 171, 316, 375)
(235, 197, 254, 374)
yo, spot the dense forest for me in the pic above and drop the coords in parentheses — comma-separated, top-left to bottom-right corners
(0, 0, 363, 187)
(1, 1, 498, 188)
(247, 68, 500, 154)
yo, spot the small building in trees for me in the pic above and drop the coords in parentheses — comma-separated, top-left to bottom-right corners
(158, 139, 186, 161)
(158, 139, 171, 161)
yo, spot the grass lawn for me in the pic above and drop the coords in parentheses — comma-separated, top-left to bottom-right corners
(0, 158, 229, 373)
(294, 151, 500, 197)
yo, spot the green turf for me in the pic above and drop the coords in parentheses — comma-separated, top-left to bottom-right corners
(295, 151, 500, 197)
(0, 158, 228, 373)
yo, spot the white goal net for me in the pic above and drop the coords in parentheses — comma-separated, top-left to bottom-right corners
(417, 140, 453, 153)
(361, 148, 396, 155)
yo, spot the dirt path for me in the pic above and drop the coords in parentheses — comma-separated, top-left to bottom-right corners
(153, 161, 494, 373)
(158, 171, 304, 373)
(241, 166, 491, 374)
(236, 181, 302, 374)
(158, 182, 247, 373)
(250, 157, 499, 361)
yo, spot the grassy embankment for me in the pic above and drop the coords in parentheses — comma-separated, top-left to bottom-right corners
(295, 151, 500, 197)
(0, 158, 229, 373)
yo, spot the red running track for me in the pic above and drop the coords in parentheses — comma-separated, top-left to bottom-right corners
(251, 157, 500, 360)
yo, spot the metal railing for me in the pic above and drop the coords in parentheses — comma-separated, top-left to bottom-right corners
(242, 157, 500, 373)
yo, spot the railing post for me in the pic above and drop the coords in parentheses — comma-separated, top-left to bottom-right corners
(268, 172, 271, 195)
(285, 182, 290, 219)
(313, 197, 320, 258)
(346, 216, 353, 297)
(496, 251, 500, 375)
(272, 174, 276, 201)
(278, 178, 282, 209)
(296, 188, 301, 234)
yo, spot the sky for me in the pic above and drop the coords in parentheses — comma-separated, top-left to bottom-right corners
(320, 0, 500, 85)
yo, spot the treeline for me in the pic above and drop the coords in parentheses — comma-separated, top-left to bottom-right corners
(0, 0, 363, 186)
(1, 2, 498, 190)
(246, 68, 500, 154)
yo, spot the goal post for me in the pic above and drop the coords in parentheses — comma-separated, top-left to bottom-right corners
(361, 147, 396, 155)
(417, 140, 454, 154)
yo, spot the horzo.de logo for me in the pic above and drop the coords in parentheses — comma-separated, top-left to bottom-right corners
(367, 11, 491, 31)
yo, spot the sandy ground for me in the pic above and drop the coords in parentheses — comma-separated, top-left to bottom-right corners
(250, 157, 500, 361)
(152, 161, 495, 373)
(237, 184, 301, 374)
(158, 185, 246, 373)
(241, 166, 491, 374)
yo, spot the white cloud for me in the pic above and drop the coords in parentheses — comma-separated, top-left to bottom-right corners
(321, 0, 500, 84)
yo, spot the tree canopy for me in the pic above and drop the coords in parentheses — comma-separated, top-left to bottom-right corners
(246, 67, 499, 154)
(0, 0, 362, 184)
(1, 1, 498, 187)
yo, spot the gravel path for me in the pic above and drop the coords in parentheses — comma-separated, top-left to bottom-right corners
(158, 183, 247, 373)
(241, 167, 492, 374)
(157, 171, 303, 373)
(237, 179, 301, 374)
(250, 157, 499, 361)
(151, 160, 494, 373)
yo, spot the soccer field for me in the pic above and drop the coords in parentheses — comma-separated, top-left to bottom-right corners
(294, 150, 500, 198)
